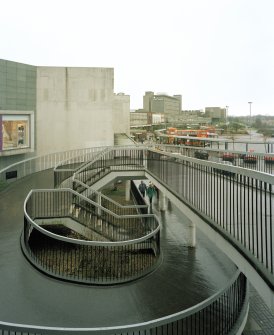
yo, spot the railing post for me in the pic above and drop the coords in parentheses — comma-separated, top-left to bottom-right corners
(159, 190, 167, 211)
(96, 193, 102, 216)
(186, 220, 196, 247)
(125, 180, 131, 201)
(143, 149, 148, 169)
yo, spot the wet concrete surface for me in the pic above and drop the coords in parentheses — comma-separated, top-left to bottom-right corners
(243, 285, 274, 335)
(0, 170, 237, 328)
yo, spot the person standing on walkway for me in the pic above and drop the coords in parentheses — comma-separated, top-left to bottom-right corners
(138, 181, 147, 197)
(146, 182, 156, 205)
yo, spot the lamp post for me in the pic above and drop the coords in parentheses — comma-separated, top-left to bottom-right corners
(248, 101, 252, 140)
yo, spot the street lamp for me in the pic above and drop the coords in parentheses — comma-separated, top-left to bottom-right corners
(225, 105, 229, 125)
(248, 102, 252, 139)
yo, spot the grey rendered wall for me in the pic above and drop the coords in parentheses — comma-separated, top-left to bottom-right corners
(113, 93, 130, 135)
(0, 59, 36, 111)
(36, 67, 115, 156)
(0, 60, 37, 169)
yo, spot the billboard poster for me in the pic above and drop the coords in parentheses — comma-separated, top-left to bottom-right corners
(1, 115, 29, 151)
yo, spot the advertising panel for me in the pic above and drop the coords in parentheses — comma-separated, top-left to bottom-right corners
(1, 115, 30, 151)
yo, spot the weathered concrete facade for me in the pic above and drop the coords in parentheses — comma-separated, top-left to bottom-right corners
(0, 60, 36, 168)
(142, 91, 182, 122)
(36, 67, 114, 156)
(113, 93, 130, 136)
(0, 60, 132, 169)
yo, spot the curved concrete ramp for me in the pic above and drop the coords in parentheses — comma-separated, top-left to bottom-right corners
(0, 170, 236, 328)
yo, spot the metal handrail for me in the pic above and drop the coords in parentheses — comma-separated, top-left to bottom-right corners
(147, 148, 274, 288)
(1, 146, 252, 333)
(73, 177, 148, 210)
(152, 143, 274, 174)
(53, 146, 109, 170)
(73, 146, 146, 177)
(24, 188, 160, 247)
(0, 270, 246, 334)
(150, 147, 274, 183)
(0, 146, 110, 187)
(153, 143, 274, 157)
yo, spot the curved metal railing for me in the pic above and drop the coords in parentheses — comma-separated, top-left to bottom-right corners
(147, 148, 274, 290)
(71, 146, 146, 188)
(0, 270, 248, 335)
(72, 178, 148, 215)
(53, 147, 111, 188)
(0, 145, 255, 334)
(52, 146, 274, 290)
(14, 146, 274, 290)
(23, 188, 161, 285)
(152, 143, 274, 174)
(0, 146, 110, 191)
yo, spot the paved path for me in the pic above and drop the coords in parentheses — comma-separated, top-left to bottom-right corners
(243, 285, 274, 335)
(0, 170, 237, 329)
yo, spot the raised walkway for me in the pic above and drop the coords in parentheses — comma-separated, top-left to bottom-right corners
(0, 169, 237, 329)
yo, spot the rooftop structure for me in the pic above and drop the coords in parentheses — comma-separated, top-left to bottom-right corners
(0, 59, 130, 169)
(143, 91, 182, 122)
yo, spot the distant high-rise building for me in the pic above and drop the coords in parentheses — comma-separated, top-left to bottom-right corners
(142, 91, 182, 122)
(205, 107, 226, 122)
(143, 91, 154, 112)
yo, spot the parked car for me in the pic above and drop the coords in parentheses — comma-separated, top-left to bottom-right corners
(194, 150, 209, 160)
(243, 154, 257, 164)
(213, 161, 235, 177)
(222, 153, 236, 162)
(240, 149, 257, 164)
(264, 156, 274, 164)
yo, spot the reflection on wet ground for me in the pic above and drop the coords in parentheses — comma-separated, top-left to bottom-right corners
(151, 194, 237, 295)
(147, 186, 274, 335)
(0, 171, 237, 328)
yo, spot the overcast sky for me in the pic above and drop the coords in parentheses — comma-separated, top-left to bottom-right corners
(1, 0, 274, 116)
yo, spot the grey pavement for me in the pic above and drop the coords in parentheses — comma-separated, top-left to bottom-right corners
(0, 170, 236, 328)
(0, 170, 273, 333)
(243, 285, 274, 335)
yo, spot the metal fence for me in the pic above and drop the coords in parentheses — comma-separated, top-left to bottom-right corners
(54, 147, 110, 188)
(52, 146, 274, 288)
(147, 149, 274, 288)
(72, 178, 148, 215)
(0, 146, 108, 191)
(0, 270, 247, 335)
(1, 145, 253, 334)
(72, 147, 145, 187)
(23, 188, 160, 285)
(153, 143, 274, 174)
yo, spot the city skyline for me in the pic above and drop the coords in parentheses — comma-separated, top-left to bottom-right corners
(1, 0, 274, 116)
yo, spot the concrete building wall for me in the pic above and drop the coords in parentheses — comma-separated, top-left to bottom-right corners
(182, 110, 203, 117)
(151, 97, 165, 113)
(173, 94, 182, 112)
(152, 113, 165, 124)
(130, 112, 149, 127)
(142, 92, 181, 123)
(0, 59, 36, 111)
(0, 60, 36, 168)
(113, 93, 130, 135)
(143, 91, 154, 112)
(36, 67, 114, 156)
(151, 95, 180, 121)
(205, 107, 226, 121)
